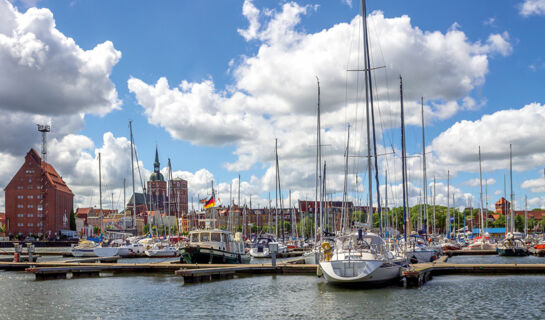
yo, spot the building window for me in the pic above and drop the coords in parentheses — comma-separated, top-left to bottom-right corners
(27, 204, 33, 208)
(37, 222, 43, 227)
(28, 213, 34, 218)
(37, 195, 42, 199)
(28, 178, 32, 183)
(38, 205, 43, 211)
(28, 185, 33, 190)
(17, 186, 23, 190)
(17, 223, 24, 227)
(17, 204, 24, 208)
(27, 223, 33, 227)
(37, 214, 44, 218)
(17, 213, 24, 218)
(17, 195, 24, 199)
(27, 195, 33, 199)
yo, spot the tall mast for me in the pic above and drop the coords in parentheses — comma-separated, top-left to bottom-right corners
(315, 77, 322, 244)
(361, 1, 373, 228)
(361, 0, 381, 230)
(421, 96, 428, 234)
(433, 176, 436, 235)
(238, 174, 241, 207)
(129, 121, 136, 233)
(504, 174, 507, 234)
(479, 146, 484, 237)
(509, 144, 514, 233)
(99, 152, 103, 235)
(400, 76, 408, 243)
(123, 178, 126, 230)
(447, 170, 450, 238)
(342, 124, 350, 233)
(385, 170, 388, 237)
(485, 178, 488, 230)
(525, 195, 528, 236)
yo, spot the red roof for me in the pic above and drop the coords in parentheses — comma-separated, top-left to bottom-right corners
(76, 208, 92, 218)
(42, 161, 73, 195)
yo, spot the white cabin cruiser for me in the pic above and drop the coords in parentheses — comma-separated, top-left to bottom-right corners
(249, 234, 287, 258)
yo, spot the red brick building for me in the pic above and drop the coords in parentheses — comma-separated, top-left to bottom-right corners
(4, 149, 73, 238)
(495, 197, 510, 215)
(142, 147, 188, 216)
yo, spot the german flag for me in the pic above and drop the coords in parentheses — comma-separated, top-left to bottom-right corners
(203, 196, 215, 209)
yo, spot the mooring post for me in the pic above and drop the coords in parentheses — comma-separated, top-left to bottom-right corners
(270, 242, 278, 268)
(27, 243, 35, 262)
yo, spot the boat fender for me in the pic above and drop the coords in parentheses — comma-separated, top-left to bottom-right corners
(321, 242, 332, 261)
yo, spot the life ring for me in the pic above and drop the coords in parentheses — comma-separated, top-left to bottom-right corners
(321, 242, 333, 261)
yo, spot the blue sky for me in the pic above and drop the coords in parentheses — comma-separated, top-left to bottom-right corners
(1, 0, 545, 212)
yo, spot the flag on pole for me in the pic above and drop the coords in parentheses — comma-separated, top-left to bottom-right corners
(203, 196, 215, 209)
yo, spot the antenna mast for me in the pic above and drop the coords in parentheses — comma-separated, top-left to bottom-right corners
(37, 124, 51, 162)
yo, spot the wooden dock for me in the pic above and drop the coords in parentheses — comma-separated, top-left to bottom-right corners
(175, 264, 316, 283)
(443, 249, 497, 256)
(402, 255, 545, 287)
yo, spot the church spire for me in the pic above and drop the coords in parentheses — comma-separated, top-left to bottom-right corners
(154, 145, 160, 172)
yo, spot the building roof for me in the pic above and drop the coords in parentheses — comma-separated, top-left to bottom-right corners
(127, 193, 149, 206)
(75, 207, 92, 218)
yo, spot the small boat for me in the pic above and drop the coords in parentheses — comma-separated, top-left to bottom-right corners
(319, 231, 405, 285)
(402, 234, 439, 263)
(467, 235, 497, 250)
(93, 245, 119, 257)
(497, 233, 529, 256)
(145, 241, 179, 257)
(179, 229, 250, 264)
(249, 234, 287, 258)
(71, 240, 98, 257)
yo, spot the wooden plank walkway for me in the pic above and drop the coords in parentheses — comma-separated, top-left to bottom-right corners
(175, 264, 317, 283)
(444, 250, 497, 256)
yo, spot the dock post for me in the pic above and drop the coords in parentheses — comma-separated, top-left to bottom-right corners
(26, 243, 35, 262)
(270, 242, 278, 268)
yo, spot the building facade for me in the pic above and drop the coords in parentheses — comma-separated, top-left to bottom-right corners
(4, 149, 74, 238)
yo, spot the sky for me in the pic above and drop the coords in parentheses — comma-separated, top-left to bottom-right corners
(1, 0, 545, 213)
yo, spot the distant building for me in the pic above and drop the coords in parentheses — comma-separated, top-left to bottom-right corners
(4, 149, 74, 238)
(126, 147, 188, 219)
(495, 197, 510, 215)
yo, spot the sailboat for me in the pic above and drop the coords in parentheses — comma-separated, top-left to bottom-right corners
(497, 145, 528, 256)
(320, 0, 406, 284)
(467, 146, 496, 250)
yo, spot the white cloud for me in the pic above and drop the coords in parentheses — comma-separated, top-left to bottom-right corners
(0, 0, 121, 116)
(464, 178, 496, 187)
(521, 172, 545, 193)
(520, 0, 545, 16)
(237, 0, 261, 41)
(485, 32, 512, 56)
(129, 1, 511, 196)
(431, 103, 545, 173)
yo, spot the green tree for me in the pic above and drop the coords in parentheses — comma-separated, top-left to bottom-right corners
(296, 216, 314, 238)
(143, 224, 150, 235)
(69, 209, 76, 231)
(93, 225, 100, 235)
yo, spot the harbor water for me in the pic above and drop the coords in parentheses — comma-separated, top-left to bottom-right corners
(1, 255, 545, 319)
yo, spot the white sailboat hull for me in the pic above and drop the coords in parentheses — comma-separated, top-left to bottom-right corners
(93, 247, 119, 257)
(71, 248, 97, 257)
(320, 260, 400, 285)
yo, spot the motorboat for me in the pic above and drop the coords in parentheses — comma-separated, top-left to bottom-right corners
(179, 229, 250, 264)
(402, 234, 439, 263)
(145, 241, 179, 257)
(249, 234, 287, 258)
(71, 240, 98, 257)
(93, 245, 119, 257)
(319, 231, 406, 285)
